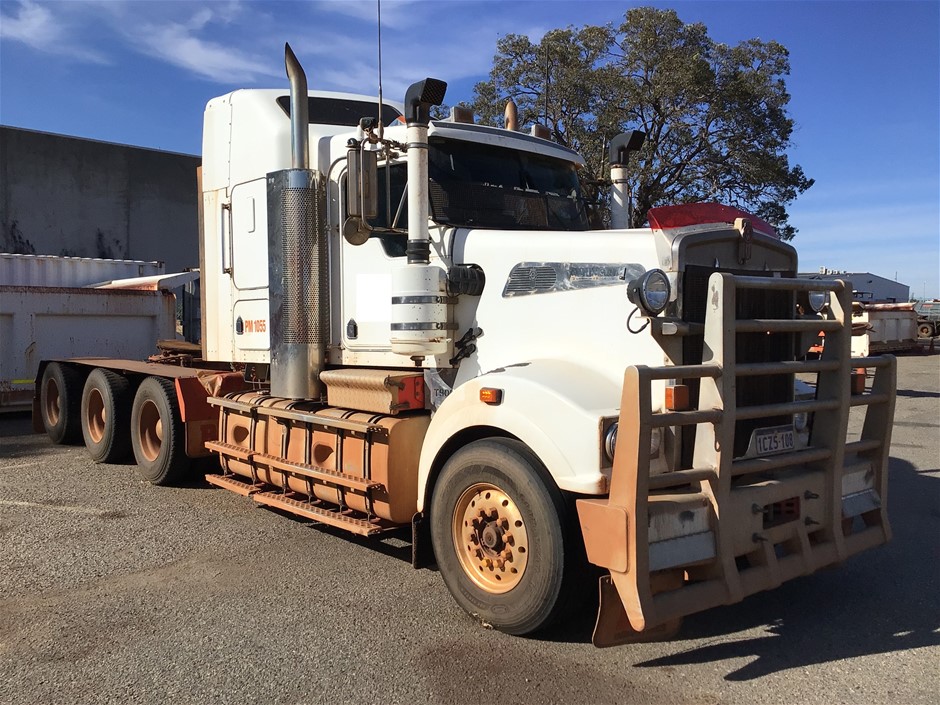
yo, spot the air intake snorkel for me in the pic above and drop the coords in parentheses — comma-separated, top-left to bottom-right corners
(609, 130, 645, 230)
(390, 77, 450, 360)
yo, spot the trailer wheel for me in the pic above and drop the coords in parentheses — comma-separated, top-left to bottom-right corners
(430, 438, 575, 635)
(918, 323, 934, 339)
(81, 368, 133, 463)
(131, 376, 189, 485)
(40, 362, 84, 445)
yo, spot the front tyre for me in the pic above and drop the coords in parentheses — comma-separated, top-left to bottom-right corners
(130, 376, 189, 485)
(430, 439, 574, 635)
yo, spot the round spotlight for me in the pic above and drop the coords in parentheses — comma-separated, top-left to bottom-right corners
(628, 269, 671, 316)
(793, 412, 808, 432)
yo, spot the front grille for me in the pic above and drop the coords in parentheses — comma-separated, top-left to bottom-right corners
(681, 266, 795, 465)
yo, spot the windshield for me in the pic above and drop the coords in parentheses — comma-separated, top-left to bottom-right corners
(427, 137, 590, 231)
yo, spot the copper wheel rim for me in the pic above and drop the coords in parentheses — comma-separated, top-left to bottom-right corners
(86, 388, 106, 444)
(452, 482, 529, 594)
(138, 399, 163, 462)
(44, 377, 61, 426)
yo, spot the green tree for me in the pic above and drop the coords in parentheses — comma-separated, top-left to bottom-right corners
(471, 7, 813, 239)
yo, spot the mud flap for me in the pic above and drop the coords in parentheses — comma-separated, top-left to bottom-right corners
(592, 574, 683, 648)
(411, 512, 435, 569)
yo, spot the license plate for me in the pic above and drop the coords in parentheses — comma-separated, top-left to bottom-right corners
(751, 425, 795, 456)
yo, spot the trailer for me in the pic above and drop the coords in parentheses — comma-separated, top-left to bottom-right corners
(0, 255, 174, 411)
(914, 300, 940, 338)
(849, 302, 918, 356)
(35, 44, 897, 645)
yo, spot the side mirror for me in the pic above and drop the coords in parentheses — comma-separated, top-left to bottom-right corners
(344, 144, 378, 245)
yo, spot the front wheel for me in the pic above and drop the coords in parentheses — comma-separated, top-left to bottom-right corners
(430, 439, 576, 635)
(918, 323, 934, 339)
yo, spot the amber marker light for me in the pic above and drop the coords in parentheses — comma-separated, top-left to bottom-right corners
(480, 388, 503, 405)
(666, 384, 690, 411)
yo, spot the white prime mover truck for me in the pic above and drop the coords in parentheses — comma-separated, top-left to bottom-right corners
(35, 45, 896, 646)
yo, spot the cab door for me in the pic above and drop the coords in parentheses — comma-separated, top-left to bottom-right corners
(339, 163, 408, 353)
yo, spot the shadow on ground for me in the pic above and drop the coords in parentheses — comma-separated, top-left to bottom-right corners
(633, 458, 940, 680)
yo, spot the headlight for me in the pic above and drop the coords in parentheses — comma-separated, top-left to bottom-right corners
(603, 422, 661, 461)
(628, 269, 671, 316)
(604, 423, 618, 462)
(808, 290, 830, 313)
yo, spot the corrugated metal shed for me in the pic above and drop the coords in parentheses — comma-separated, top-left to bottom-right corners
(0, 254, 164, 288)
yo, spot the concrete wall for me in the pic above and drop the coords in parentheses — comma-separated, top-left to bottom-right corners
(0, 126, 200, 274)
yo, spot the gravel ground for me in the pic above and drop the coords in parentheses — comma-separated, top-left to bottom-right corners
(1, 354, 937, 705)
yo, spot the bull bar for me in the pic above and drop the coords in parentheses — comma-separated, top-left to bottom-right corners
(577, 273, 897, 647)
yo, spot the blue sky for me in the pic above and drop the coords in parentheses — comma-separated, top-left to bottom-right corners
(1, 0, 938, 297)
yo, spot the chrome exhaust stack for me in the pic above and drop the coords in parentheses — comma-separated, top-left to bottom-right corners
(267, 43, 326, 399)
(286, 43, 310, 170)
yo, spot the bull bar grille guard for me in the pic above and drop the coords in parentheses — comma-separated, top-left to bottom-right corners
(577, 273, 897, 647)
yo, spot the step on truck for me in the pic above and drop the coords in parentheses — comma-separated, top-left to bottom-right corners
(35, 45, 897, 646)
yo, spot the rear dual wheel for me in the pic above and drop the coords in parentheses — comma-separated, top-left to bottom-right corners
(81, 368, 133, 463)
(130, 376, 190, 485)
(40, 362, 84, 444)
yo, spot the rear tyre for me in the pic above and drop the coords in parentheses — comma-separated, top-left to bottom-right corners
(40, 362, 84, 445)
(131, 376, 189, 485)
(81, 368, 133, 463)
(430, 438, 577, 635)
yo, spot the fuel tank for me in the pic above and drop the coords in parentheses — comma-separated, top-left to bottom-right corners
(217, 391, 430, 523)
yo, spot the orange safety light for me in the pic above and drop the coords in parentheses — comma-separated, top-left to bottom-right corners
(479, 388, 503, 405)
(666, 384, 690, 411)
(850, 368, 867, 395)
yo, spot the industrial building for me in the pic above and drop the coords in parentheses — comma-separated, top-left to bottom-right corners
(0, 126, 199, 274)
(799, 268, 910, 303)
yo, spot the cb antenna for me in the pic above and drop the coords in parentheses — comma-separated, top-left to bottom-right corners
(377, 0, 384, 140)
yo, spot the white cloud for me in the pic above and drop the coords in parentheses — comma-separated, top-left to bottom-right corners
(0, 0, 107, 62)
(127, 13, 280, 84)
(313, 0, 423, 30)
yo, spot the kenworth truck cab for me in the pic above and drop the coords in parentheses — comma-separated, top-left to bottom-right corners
(37, 45, 896, 645)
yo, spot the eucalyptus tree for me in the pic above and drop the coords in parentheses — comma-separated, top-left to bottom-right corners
(471, 7, 813, 238)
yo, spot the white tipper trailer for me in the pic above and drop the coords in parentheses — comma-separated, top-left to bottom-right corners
(0, 255, 173, 411)
(35, 45, 897, 645)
